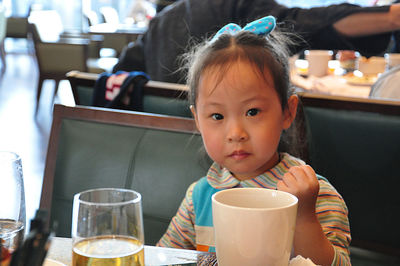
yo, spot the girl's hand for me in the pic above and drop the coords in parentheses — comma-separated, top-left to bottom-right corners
(277, 165, 319, 221)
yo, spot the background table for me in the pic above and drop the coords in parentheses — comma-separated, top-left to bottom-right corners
(88, 23, 146, 44)
(290, 59, 372, 98)
(291, 72, 373, 98)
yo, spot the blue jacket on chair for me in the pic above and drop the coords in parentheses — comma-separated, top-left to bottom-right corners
(92, 71, 149, 111)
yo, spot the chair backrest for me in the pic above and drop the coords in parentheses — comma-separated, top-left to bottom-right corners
(6, 16, 28, 39)
(28, 10, 65, 42)
(83, 10, 100, 27)
(40, 104, 210, 245)
(100, 7, 120, 25)
(297, 92, 400, 256)
(26, 22, 41, 43)
(28, 24, 88, 75)
(66, 70, 192, 117)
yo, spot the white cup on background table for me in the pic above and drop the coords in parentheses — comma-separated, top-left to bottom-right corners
(305, 50, 333, 77)
(357, 56, 386, 76)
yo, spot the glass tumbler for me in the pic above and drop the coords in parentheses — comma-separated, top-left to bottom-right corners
(71, 188, 144, 266)
(0, 151, 26, 263)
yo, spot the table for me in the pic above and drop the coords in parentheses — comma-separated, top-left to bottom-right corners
(290, 59, 372, 98)
(291, 73, 372, 98)
(46, 237, 217, 266)
(86, 23, 147, 55)
(89, 23, 147, 35)
(88, 23, 147, 44)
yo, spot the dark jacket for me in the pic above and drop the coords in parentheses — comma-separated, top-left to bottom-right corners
(114, 0, 392, 83)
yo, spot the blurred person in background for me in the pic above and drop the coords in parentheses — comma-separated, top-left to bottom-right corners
(154, 0, 178, 12)
(114, 0, 400, 83)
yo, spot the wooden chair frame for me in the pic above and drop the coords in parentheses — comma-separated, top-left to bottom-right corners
(297, 92, 400, 116)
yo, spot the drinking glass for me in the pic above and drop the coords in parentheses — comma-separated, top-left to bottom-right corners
(71, 188, 144, 266)
(0, 151, 26, 263)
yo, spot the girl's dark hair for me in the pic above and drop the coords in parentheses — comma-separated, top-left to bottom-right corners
(184, 29, 294, 110)
(183, 28, 305, 159)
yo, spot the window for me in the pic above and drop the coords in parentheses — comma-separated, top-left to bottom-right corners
(2, 0, 394, 31)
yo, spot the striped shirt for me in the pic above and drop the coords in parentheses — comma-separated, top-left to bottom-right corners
(158, 153, 351, 265)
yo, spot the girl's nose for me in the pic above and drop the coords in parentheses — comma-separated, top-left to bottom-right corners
(227, 122, 249, 142)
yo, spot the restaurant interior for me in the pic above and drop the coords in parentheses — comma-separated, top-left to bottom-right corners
(0, 0, 399, 265)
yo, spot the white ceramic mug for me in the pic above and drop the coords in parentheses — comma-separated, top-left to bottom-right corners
(357, 56, 386, 75)
(305, 50, 333, 77)
(212, 188, 298, 266)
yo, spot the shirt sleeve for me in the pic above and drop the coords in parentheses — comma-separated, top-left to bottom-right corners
(316, 179, 351, 266)
(157, 182, 197, 249)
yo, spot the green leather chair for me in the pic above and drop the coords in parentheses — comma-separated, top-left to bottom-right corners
(6, 16, 28, 39)
(66, 70, 192, 118)
(297, 92, 400, 265)
(28, 10, 119, 111)
(40, 104, 210, 245)
(28, 23, 111, 110)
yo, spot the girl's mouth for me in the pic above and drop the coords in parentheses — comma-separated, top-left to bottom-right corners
(229, 150, 250, 160)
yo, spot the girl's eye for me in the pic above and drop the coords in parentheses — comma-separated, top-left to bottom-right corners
(246, 108, 259, 117)
(211, 113, 224, 120)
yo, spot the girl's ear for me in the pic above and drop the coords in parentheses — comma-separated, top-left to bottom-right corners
(190, 105, 201, 130)
(282, 95, 299, 130)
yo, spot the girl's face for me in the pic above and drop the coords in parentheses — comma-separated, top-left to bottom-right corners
(192, 60, 298, 180)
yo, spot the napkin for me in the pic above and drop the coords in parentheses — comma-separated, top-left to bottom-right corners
(289, 255, 318, 266)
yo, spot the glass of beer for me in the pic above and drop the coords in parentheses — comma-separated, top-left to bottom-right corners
(71, 188, 144, 266)
(0, 151, 26, 264)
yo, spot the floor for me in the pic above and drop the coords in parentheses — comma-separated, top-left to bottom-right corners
(0, 39, 75, 231)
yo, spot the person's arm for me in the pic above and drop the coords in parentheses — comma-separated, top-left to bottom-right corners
(157, 182, 197, 249)
(277, 165, 336, 266)
(334, 3, 400, 36)
(293, 216, 335, 265)
(112, 37, 146, 73)
(237, 0, 393, 55)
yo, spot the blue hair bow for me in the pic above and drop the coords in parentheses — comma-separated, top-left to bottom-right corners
(211, 16, 276, 42)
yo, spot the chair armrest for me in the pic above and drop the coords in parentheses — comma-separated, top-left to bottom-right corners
(66, 70, 99, 81)
(42, 38, 91, 46)
(60, 31, 104, 42)
(6, 16, 29, 38)
(35, 42, 88, 72)
(59, 32, 103, 58)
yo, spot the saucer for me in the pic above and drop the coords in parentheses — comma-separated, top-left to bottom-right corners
(343, 73, 377, 86)
(43, 258, 67, 266)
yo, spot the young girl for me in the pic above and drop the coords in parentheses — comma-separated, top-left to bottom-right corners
(157, 16, 350, 266)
